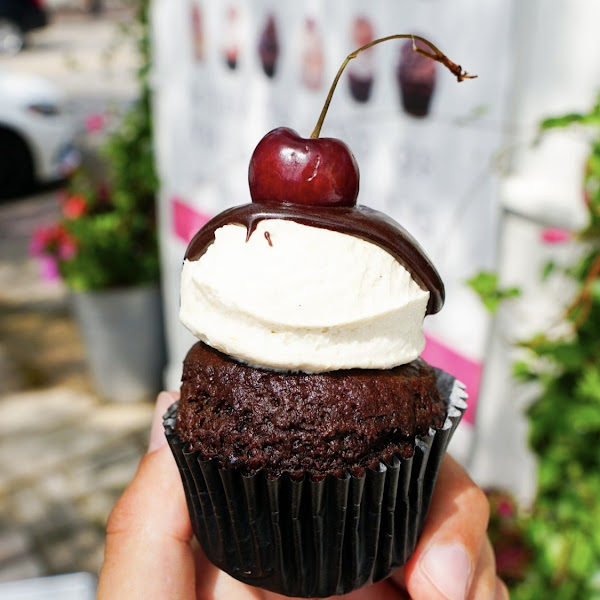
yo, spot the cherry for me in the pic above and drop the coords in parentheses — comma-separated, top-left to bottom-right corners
(248, 35, 475, 208)
(248, 127, 359, 207)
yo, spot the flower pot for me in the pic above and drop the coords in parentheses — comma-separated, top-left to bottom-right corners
(71, 284, 166, 402)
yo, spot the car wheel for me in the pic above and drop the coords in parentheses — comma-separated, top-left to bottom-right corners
(0, 129, 35, 200)
(0, 18, 25, 56)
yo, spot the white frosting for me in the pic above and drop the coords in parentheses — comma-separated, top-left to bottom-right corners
(179, 219, 429, 373)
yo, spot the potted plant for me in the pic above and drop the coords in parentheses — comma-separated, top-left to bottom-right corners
(469, 96, 600, 598)
(31, 0, 165, 402)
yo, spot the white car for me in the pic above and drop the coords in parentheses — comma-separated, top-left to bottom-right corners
(0, 68, 79, 199)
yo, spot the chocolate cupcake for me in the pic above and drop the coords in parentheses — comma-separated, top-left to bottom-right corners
(347, 16, 375, 103)
(397, 37, 437, 117)
(222, 5, 240, 70)
(301, 18, 324, 91)
(166, 196, 466, 596)
(258, 15, 279, 78)
(165, 367, 464, 596)
(176, 342, 447, 477)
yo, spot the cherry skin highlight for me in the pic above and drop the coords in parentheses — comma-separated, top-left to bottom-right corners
(248, 127, 360, 207)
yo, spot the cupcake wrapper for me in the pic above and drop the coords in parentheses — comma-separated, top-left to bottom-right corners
(164, 368, 466, 598)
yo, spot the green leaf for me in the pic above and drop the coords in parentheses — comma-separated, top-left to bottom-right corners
(568, 531, 596, 579)
(52, 0, 159, 292)
(541, 260, 557, 281)
(551, 344, 586, 369)
(466, 271, 521, 314)
(513, 360, 538, 382)
(577, 367, 600, 402)
(540, 113, 585, 130)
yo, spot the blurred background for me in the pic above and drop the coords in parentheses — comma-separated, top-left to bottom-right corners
(1, 0, 600, 598)
(0, 1, 154, 598)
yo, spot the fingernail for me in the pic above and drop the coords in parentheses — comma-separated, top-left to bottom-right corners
(147, 391, 175, 453)
(420, 542, 471, 600)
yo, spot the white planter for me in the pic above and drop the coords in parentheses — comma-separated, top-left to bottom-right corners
(71, 284, 165, 402)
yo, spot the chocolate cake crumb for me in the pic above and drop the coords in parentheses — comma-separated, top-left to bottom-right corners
(175, 341, 446, 478)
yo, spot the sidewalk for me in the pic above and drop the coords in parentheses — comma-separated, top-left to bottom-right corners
(0, 194, 154, 583)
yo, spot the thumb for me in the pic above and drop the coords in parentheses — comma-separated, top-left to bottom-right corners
(97, 391, 196, 600)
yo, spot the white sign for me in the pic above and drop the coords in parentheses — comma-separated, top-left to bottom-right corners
(151, 0, 514, 463)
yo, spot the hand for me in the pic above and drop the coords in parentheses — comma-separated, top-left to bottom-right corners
(97, 392, 508, 600)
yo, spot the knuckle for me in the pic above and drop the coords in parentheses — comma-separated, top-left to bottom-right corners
(105, 491, 134, 536)
(104, 460, 148, 535)
(468, 484, 491, 529)
(104, 452, 155, 536)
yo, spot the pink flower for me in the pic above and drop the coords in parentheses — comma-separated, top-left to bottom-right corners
(58, 233, 77, 260)
(497, 500, 514, 520)
(541, 227, 572, 244)
(85, 112, 106, 133)
(30, 226, 51, 257)
(37, 255, 60, 282)
(30, 224, 78, 261)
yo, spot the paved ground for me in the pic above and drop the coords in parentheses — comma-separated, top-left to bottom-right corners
(0, 193, 155, 585)
(0, 7, 155, 590)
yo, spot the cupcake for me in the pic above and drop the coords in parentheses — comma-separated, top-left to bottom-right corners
(164, 128, 466, 596)
(258, 15, 279, 78)
(301, 18, 324, 91)
(190, 3, 204, 62)
(397, 37, 437, 117)
(222, 5, 241, 70)
(347, 16, 375, 103)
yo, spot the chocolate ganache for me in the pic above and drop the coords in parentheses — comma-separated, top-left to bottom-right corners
(184, 202, 444, 315)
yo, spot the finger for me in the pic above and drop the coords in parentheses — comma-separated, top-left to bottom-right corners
(494, 577, 510, 600)
(97, 391, 197, 600)
(148, 389, 180, 452)
(197, 557, 267, 600)
(261, 577, 412, 600)
(466, 537, 497, 600)
(399, 454, 490, 600)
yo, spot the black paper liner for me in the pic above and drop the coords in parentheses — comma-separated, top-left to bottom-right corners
(164, 368, 467, 597)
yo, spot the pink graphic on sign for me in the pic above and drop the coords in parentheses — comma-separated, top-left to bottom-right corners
(171, 197, 213, 243)
(540, 227, 572, 244)
(421, 334, 481, 425)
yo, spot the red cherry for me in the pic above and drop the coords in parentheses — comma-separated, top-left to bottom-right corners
(247, 37, 474, 208)
(248, 127, 359, 207)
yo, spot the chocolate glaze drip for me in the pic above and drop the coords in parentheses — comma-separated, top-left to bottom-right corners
(184, 202, 444, 314)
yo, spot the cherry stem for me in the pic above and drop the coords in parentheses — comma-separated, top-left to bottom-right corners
(310, 34, 477, 139)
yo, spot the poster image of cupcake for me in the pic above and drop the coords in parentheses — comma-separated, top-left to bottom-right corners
(222, 5, 241, 70)
(190, 1, 204, 62)
(258, 14, 279, 78)
(301, 17, 324, 91)
(347, 16, 375, 103)
(397, 37, 437, 117)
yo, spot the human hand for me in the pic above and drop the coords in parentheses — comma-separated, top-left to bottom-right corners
(97, 392, 508, 600)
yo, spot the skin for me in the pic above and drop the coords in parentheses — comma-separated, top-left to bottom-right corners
(97, 392, 509, 600)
